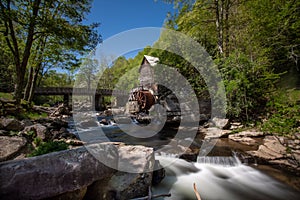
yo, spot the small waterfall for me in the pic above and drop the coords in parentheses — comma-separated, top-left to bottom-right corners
(196, 156, 241, 167)
(153, 155, 300, 200)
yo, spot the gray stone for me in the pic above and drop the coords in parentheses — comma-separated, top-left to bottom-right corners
(79, 119, 98, 128)
(247, 136, 286, 160)
(204, 127, 231, 139)
(229, 131, 264, 145)
(107, 171, 153, 200)
(117, 145, 154, 173)
(0, 136, 27, 162)
(21, 119, 33, 127)
(48, 187, 87, 200)
(229, 131, 264, 138)
(0, 143, 118, 200)
(23, 123, 49, 141)
(230, 122, 243, 130)
(0, 118, 24, 131)
(84, 144, 154, 200)
(229, 137, 258, 146)
(211, 117, 230, 129)
(0, 130, 8, 135)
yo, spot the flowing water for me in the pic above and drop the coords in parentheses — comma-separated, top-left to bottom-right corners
(69, 118, 300, 199)
(153, 155, 300, 200)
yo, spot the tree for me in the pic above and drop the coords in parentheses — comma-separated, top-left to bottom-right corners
(0, 0, 101, 104)
(75, 57, 99, 90)
(0, 33, 14, 92)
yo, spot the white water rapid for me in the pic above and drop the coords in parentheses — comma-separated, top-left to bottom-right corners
(153, 155, 300, 200)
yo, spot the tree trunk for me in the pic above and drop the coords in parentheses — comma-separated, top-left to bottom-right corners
(24, 66, 34, 100)
(25, 36, 47, 103)
(28, 64, 41, 103)
(13, 0, 41, 105)
(224, 0, 230, 57)
(215, 0, 223, 55)
(14, 70, 24, 105)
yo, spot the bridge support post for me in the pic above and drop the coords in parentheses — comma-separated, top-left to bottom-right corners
(94, 94, 103, 111)
(63, 94, 70, 106)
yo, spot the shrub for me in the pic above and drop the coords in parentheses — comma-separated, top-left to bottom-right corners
(28, 141, 69, 157)
(261, 89, 300, 136)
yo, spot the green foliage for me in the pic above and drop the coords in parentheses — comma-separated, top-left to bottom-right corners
(8, 131, 19, 136)
(42, 103, 50, 107)
(217, 51, 279, 120)
(75, 58, 99, 89)
(0, 33, 14, 92)
(0, 92, 14, 100)
(26, 112, 48, 120)
(6, 109, 48, 121)
(26, 130, 36, 139)
(28, 141, 69, 157)
(40, 70, 74, 87)
(33, 137, 42, 147)
(0, 0, 101, 104)
(261, 89, 300, 136)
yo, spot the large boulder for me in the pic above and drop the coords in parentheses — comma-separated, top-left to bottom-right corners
(84, 145, 155, 200)
(0, 118, 24, 131)
(0, 143, 118, 200)
(247, 136, 286, 160)
(0, 136, 27, 162)
(247, 136, 300, 172)
(0, 143, 156, 200)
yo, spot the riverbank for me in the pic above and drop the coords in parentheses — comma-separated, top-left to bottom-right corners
(201, 119, 300, 174)
(1, 104, 300, 198)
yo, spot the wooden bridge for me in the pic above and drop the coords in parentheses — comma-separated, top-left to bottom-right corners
(34, 87, 128, 110)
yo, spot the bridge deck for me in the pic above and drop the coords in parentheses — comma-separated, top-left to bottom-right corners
(34, 87, 128, 96)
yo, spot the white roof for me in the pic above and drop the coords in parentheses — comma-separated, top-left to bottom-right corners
(144, 55, 159, 66)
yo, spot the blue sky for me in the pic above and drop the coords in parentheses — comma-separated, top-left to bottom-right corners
(85, 0, 175, 40)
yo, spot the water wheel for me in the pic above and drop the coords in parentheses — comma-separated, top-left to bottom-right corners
(134, 90, 155, 111)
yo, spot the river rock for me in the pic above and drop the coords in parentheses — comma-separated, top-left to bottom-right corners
(229, 136, 258, 146)
(203, 127, 232, 139)
(84, 144, 155, 200)
(230, 122, 243, 130)
(50, 104, 71, 117)
(50, 118, 69, 129)
(246, 135, 300, 171)
(48, 187, 88, 200)
(211, 117, 230, 129)
(0, 136, 27, 162)
(78, 119, 99, 128)
(0, 143, 119, 200)
(228, 131, 264, 146)
(0, 118, 24, 131)
(104, 109, 113, 116)
(0, 130, 8, 136)
(23, 123, 49, 141)
(229, 131, 265, 138)
(247, 136, 286, 160)
(21, 119, 33, 127)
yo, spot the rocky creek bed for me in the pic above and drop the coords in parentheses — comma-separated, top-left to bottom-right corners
(0, 106, 300, 198)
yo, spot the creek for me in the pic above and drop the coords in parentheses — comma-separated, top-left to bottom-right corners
(68, 116, 300, 199)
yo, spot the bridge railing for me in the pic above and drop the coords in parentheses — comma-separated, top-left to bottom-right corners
(34, 87, 128, 96)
